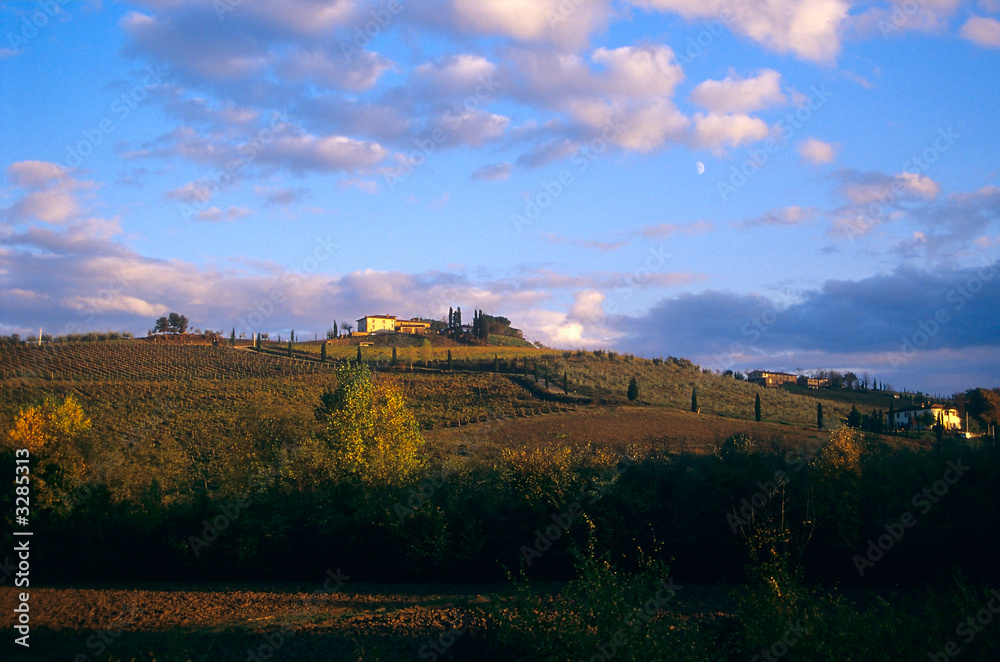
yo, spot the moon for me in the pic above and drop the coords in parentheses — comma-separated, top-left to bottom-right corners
(696, 161, 705, 175)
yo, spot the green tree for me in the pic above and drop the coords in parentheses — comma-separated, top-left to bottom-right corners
(563, 371, 568, 394)
(254, 333, 261, 351)
(314, 362, 424, 487)
(447, 349, 453, 371)
(391, 346, 398, 366)
(320, 341, 327, 363)
(817, 402, 824, 430)
(847, 404, 862, 428)
(887, 400, 895, 435)
(627, 376, 639, 401)
(291, 329, 295, 343)
(691, 387, 699, 413)
(230, 328, 236, 346)
(356, 344, 362, 364)
(494, 354, 499, 373)
(287, 340, 293, 357)
(754, 392, 761, 422)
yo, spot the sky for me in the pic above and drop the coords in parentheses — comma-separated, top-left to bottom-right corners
(1, 0, 998, 396)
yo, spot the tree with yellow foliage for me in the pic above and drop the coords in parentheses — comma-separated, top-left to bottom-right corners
(3, 396, 92, 512)
(314, 362, 424, 488)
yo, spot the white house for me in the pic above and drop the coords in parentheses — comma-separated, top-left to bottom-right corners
(890, 404, 961, 431)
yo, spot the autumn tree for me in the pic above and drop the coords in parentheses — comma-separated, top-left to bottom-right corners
(313, 362, 424, 487)
(3, 397, 91, 512)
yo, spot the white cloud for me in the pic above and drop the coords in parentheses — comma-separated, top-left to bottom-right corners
(961, 15, 1000, 49)
(690, 69, 786, 114)
(633, 220, 713, 238)
(693, 113, 770, 152)
(798, 137, 837, 164)
(452, 0, 614, 49)
(741, 206, 816, 228)
(2, 162, 92, 225)
(632, 0, 850, 63)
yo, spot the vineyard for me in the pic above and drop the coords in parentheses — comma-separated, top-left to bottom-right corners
(0, 341, 339, 384)
(0, 342, 562, 436)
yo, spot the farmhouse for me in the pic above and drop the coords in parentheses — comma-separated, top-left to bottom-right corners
(748, 370, 798, 387)
(797, 375, 829, 389)
(356, 314, 431, 335)
(889, 404, 961, 431)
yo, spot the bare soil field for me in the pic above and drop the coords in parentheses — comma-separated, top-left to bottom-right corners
(425, 405, 830, 456)
(0, 582, 733, 661)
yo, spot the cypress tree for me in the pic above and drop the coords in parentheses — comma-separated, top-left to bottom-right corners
(848, 405, 862, 428)
(888, 401, 895, 435)
(254, 333, 261, 351)
(320, 342, 327, 363)
(494, 354, 499, 373)
(230, 328, 236, 346)
(691, 387, 698, 413)
(755, 392, 762, 422)
(333, 320, 338, 338)
(563, 371, 568, 394)
(447, 349, 452, 371)
(534, 362, 539, 381)
(627, 376, 639, 401)
(357, 344, 362, 364)
(291, 329, 295, 343)
(391, 346, 398, 366)
(287, 340, 293, 357)
(817, 402, 824, 430)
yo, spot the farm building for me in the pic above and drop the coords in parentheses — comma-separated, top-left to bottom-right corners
(748, 370, 798, 387)
(797, 375, 829, 389)
(889, 404, 961, 431)
(356, 315, 432, 335)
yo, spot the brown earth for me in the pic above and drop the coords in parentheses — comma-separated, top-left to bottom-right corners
(0, 582, 733, 661)
(424, 404, 831, 457)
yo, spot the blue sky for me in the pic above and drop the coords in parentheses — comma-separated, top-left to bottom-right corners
(1, 0, 998, 395)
